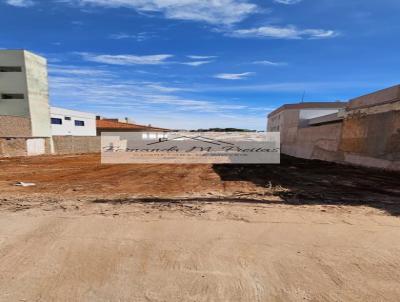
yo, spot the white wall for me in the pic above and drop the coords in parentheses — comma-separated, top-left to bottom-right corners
(25, 51, 52, 138)
(26, 138, 46, 156)
(299, 109, 340, 120)
(298, 109, 340, 128)
(50, 107, 96, 136)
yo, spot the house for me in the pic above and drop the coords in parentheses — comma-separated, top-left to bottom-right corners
(96, 117, 168, 136)
(50, 107, 96, 136)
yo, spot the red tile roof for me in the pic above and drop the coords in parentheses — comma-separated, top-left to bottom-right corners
(96, 119, 168, 132)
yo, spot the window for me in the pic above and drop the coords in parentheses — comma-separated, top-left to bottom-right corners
(0, 66, 22, 72)
(1, 93, 24, 99)
(75, 120, 85, 126)
(51, 118, 62, 125)
(65, 116, 71, 120)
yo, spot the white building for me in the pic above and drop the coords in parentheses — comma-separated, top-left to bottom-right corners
(50, 107, 96, 136)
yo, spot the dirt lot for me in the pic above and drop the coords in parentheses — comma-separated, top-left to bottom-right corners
(1, 154, 400, 301)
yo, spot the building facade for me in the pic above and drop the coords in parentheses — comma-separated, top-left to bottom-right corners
(50, 107, 96, 136)
(267, 85, 400, 171)
(0, 50, 99, 156)
(0, 50, 51, 138)
(267, 102, 347, 147)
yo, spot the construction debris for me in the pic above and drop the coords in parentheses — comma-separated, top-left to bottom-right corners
(14, 182, 36, 187)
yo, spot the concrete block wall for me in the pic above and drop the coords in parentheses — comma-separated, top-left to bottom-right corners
(0, 136, 100, 157)
(0, 138, 28, 157)
(0, 116, 31, 137)
(0, 137, 52, 157)
(52, 136, 101, 155)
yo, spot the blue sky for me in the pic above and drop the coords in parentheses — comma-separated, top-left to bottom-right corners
(1, 0, 399, 130)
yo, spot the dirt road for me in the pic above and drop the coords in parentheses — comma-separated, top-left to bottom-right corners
(1, 154, 400, 301)
(1, 201, 400, 301)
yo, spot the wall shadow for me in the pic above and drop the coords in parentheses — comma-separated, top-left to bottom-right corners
(212, 155, 400, 216)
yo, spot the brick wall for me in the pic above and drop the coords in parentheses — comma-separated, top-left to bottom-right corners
(0, 137, 53, 157)
(0, 136, 100, 157)
(0, 116, 31, 137)
(0, 138, 27, 157)
(52, 136, 100, 154)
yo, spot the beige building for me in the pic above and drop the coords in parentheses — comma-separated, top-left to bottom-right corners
(267, 102, 347, 146)
(267, 85, 400, 171)
(0, 50, 51, 138)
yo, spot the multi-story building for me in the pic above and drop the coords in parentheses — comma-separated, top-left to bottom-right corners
(0, 50, 100, 156)
(0, 50, 51, 138)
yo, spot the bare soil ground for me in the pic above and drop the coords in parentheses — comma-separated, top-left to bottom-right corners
(1, 154, 400, 301)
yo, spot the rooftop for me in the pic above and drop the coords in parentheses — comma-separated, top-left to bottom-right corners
(268, 101, 347, 118)
(0, 49, 46, 61)
(96, 119, 168, 132)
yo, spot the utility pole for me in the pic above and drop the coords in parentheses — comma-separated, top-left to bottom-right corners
(301, 91, 306, 103)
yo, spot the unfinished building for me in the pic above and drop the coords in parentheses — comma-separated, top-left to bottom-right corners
(0, 50, 52, 156)
(268, 85, 400, 171)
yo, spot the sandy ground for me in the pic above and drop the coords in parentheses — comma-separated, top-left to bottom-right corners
(1, 154, 400, 301)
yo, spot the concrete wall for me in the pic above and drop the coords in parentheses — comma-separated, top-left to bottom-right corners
(52, 136, 100, 154)
(339, 104, 400, 170)
(0, 51, 30, 118)
(0, 50, 52, 138)
(283, 123, 343, 162)
(280, 109, 301, 146)
(282, 116, 400, 171)
(50, 107, 96, 136)
(24, 51, 52, 138)
(278, 85, 400, 171)
(0, 116, 31, 137)
(0, 137, 51, 157)
(348, 85, 400, 109)
(0, 136, 100, 157)
(0, 138, 28, 157)
(267, 102, 347, 132)
(267, 111, 282, 132)
(298, 109, 341, 127)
